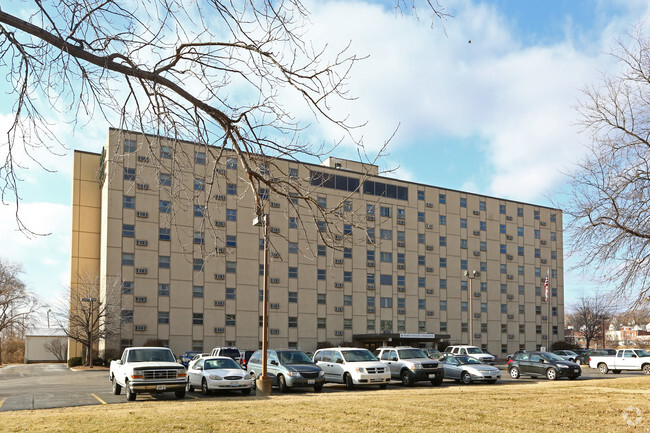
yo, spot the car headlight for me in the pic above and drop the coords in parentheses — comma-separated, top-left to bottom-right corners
(355, 367, 366, 373)
(286, 371, 301, 377)
(318, 370, 325, 377)
(557, 365, 569, 369)
(244, 373, 252, 379)
(208, 375, 224, 380)
(410, 363, 423, 370)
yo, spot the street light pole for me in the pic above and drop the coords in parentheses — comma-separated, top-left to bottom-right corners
(253, 213, 272, 395)
(464, 270, 479, 346)
(81, 297, 97, 368)
(47, 309, 51, 328)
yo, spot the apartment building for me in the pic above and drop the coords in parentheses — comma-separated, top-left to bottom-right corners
(70, 129, 564, 358)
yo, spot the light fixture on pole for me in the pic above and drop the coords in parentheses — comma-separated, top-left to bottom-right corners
(463, 270, 479, 346)
(47, 309, 51, 328)
(81, 297, 97, 368)
(253, 213, 272, 395)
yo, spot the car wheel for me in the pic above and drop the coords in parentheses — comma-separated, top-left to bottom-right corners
(187, 380, 194, 392)
(175, 389, 185, 399)
(201, 378, 210, 395)
(461, 372, 472, 385)
(241, 388, 252, 396)
(401, 370, 414, 387)
(598, 363, 609, 374)
(509, 367, 520, 379)
(112, 377, 121, 395)
(546, 368, 558, 380)
(278, 375, 289, 393)
(612, 369, 621, 374)
(486, 379, 497, 384)
(125, 380, 136, 401)
(313, 384, 323, 393)
(643, 364, 650, 375)
(344, 373, 354, 390)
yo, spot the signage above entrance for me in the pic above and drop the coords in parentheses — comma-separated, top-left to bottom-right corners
(399, 333, 436, 339)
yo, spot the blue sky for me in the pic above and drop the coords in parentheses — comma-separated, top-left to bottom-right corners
(1, 0, 649, 321)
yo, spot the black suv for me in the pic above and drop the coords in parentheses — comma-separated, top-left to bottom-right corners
(509, 351, 581, 380)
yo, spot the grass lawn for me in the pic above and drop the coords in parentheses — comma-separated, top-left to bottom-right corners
(2, 376, 649, 432)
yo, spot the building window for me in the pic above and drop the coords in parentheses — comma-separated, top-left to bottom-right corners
(124, 167, 136, 181)
(121, 310, 133, 323)
(380, 206, 392, 218)
(194, 178, 205, 191)
(439, 300, 447, 311)
(501, 284, 507, 293)
(534, 210, 540, 220)
(418, 212, 425, 222)
(480, 221, 486, 231)
(518, 266, 524, 276)
(289, 217, 298, 229)
(317, 293, 326, 304)
(479, 201, 486, 211)
(226, 157, 237, 169)
(159, 200, 171, 213)
(460, 197, 467, 208)
(317, 318, 326, 329)
(480, 262, 487, 272)
(380, 229, 392, 240)
(122, 253, 134, 266)
(158, 312, 170, 324)
(226, 261, 236, 273)
(317, 196, 327, 208)
(160, 146, 172, 159)
(193, 258, 203, 271)
(501, 304, 508, 314)
(380, 252, 392, 263)
(158, 284, 170, 296)
(194, 151, 206, 165)
(439, 236, 447, 247)
(226, 315, 236, 326)
(123, 224, 135, 237)
(122, 281, 133, 294)
(124, 139, 137, 153)
(344, 271, 352, 283)
(317, 245, 326, 256)
(551, 232, 557, 241)
(367, 296, 375, 307)
(344, 248, 352, 259)
(535, 267, 541, 277)
(499, 224, 506, 234)
(534, 229, 540, 239)
(159, 173, 171, 186)
(193, 313, 204, 325)
(461, 259, 468, 270)
(288, 242, 298, 254)
(461, 301, 468, 312)
(344, 294, 352, 306)
(517, 207, 524, 217)
(288, 317, 298, 328)
(500, 264, 507, 274)
(480, 241, 487, 251)
(226, 235, 237, 248)
(123, 196, 135, 209)
(317, 220, 327, 232)
(440, 258, 446, 268)
(440, 322, 447, 332)
(439, 193, 446, 204)
(481, 303, 487, 313)
(439, 215, 446, 225)
(289, 292, 298, 303)
(461, 280, 467, 291)
(159, 256, 170, 269)
(225, 209, 236, 221)
(519, 305, 525, 314)
(288, 267, 298, 279)
(226, 288, 236, 300)
(367, 273, 375, 284)
(193, 286, 204, 298)
(416, 233, 424, 244)
(194, 205, 205, 218)
(380, 297, 393, 308)
(193, 231, 204, 245)
(460, 239, 468, 249)
(460, 218, 467, 228)
(367, 204, 375, 215)
(499, 204, 506, 214)
(417, 190, 425, 200)
(418, 321, 426, 332)
(397, 231, 406, 243)
(535, 248, 540, 258)
(159, 228, 171, 241)
(518, 285, 525, 295)
(380, 274, 392, 285)
(227, 183, 237, 195)
(317, 269, 326, 280)
(517, 227, 523, 237)
(480, 282, 487, 292)
(418, 255, 425, 266)
(397, 275, 405, 286)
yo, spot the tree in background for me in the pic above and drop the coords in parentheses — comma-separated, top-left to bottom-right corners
(565, 26, 650, 305)
(53, 273, 121, 366)
(569, 293, 612, 349)
(44, 338, 68, 362)
(0, 259, 38, 364)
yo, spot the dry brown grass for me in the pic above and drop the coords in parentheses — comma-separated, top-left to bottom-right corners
(3, 377, 650, 432)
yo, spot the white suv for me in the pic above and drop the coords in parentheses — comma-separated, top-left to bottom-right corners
(444, 345, 495, 364)
(313, 347, 391, 389)
(375, 346, 445, 386)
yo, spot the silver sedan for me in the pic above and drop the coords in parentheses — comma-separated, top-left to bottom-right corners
(186, 356, 253, 395)
(440, 354, 501, 384)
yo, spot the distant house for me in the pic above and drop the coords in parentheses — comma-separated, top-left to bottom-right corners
(24, 328, 67, 363)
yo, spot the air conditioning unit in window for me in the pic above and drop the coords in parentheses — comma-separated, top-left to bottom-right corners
(474, 313, 481, 318)
(507, 294, 514, 300)
(397, 219, 405, 225)
(506, 235, 513, 240)
(136, 240, 148, 246)
(135, 325, 147, 331)
(508, 334, 515, 339)
(397, 241, 406, 247)
(542, 315, 548, 321)
(215, 221, 225, 227)
(367, 284, 375, 290)
(540, 221, 547, 226)
(473, 210, 480, 215)
(506, 254, 513, 260)
(216, 168, 226, 175)
(508, 314, 515, 320)
(215, 274, 225, 280)
(367, 215, 375, 221)
(425, 245, 433, 251)
(506, 216, 513, 221)
(137, 155, 149, 162)
(426, 267, 434, 273)
(270, 329, 280, 335)
(397, 286, 405, 292)
(397, 264, 405, 270)
(136, 183, 149, 190)
(507, 274, 514, 280)
(135, 268, 148, 275)
(335, 283, 344, 288)
(214, 300, 225, 307)
(541, 240, 547, 245)
(270, 227, 280, 233)
(270, 303, 280, 309)
(367, 307, 375, 313)
(334, 234, 343, 240)
(425, 224, 433, 229)
(216, 248, 225, 253)
(136, 211, 149, 218)
(215, 194, 226, 201)
(398, 308, 406, 315)
(542, 335, 548, 340)
(473, 251, 481, 256)
(270, 278, 280, 284)
(135, 296, 147, 303)
(335, 259, 344, 265)
(474, 292, 481, 298)
(214, 327, 225, 333)
(367, 260, 375, 267)
(541, 259, 548, 264)
(426, 311, 434, 316)
(473, 230, 481, 236)
(335, 306, 344, 312)
(270, 202, 280, 208)
(425, 202, 433, 208)
(426, 289, 434, 294)
(335, 331, 344, 336)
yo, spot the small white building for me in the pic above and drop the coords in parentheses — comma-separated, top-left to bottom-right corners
(24, 328, 68, 363)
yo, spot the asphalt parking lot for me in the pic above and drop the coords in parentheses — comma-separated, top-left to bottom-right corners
(0, 363, 644, 412)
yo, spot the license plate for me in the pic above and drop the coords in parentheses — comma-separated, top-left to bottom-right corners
(308, 380, 315, 384)
(574, 369, 579, 373)
(372, 378, 383, 382)
(231, 382, 240, 387)
(428, 374, 436, 378)
(156, 385, 166, 391)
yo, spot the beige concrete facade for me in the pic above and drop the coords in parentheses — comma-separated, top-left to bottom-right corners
(72, 129, 564, 358)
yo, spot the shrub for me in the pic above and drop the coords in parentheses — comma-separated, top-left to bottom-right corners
(68, 357, 83, 367)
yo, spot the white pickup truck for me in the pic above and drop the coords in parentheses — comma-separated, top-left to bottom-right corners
(588, 348, 650, 374)
(109, 347, 187, 401)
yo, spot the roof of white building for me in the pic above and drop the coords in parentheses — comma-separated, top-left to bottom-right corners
(25, 327, 67, 337)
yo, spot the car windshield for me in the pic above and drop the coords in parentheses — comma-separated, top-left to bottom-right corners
(398, 349, 427, 359)
(564, 351, 577, 356)
(278, 351, 313, 364)
(635, 349, 650, 357)
(127, 349, 175, 363)
(204, 358, 239, 370)
(341, 349, 377, 362)
(466, 348, 483, 354)
(541, 353, 565, 362)
(220, 348, 240, 359)
(456, 356, 482, 365)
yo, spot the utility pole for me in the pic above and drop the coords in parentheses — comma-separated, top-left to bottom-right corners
(464, 270, 479, 346)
